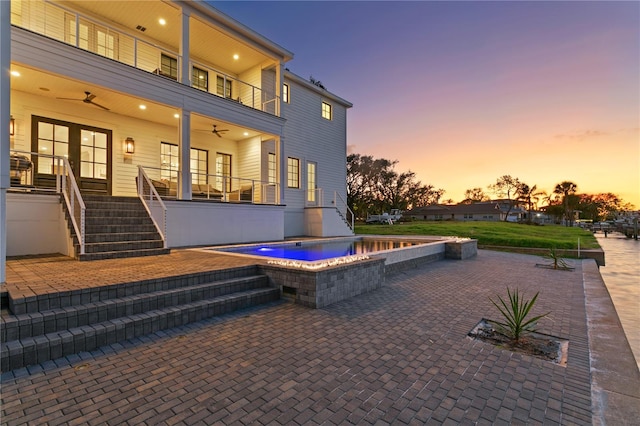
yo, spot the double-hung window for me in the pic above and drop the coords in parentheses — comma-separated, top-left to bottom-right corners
(287, 157, 300, 189)
(321, 102, 332, 120)
(283, 84, 289, 103)
(217, 76, 232, 98)
(192, 67, 208, 91)
(160, 54, 178, 80)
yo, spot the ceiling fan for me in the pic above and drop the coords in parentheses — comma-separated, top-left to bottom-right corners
(212, 124, 229, 138)
(57, 91, 110, 111)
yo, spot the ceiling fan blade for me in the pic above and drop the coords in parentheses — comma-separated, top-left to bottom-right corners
(218, 129, 229, 133)
(215, 132, 222, 138)
(86, 93, 97, 101)
(90, 101, 110, 111)
(57, 97, 83, 101)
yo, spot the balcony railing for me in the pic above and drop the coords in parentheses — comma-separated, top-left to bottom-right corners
(140, 167, 280, 205)
(12, 0, 280, 116)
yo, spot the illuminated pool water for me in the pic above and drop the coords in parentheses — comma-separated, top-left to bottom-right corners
(217, 238, 428, 262)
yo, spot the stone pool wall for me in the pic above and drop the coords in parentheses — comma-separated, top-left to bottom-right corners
(260, 258, 386, 308)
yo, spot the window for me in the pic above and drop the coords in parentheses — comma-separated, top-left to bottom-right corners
(190, 148, 208, 184)
(160, 143, 179, 182)
(80, 130, 108, 179)
(192, 66, 208, 91)
(307, 162, 317, 202)
(287, 157, 299, 189)
(464, 214, 474, 219)
(268, 153, 277, 184)
(36, 122, 69, 174)
(216, 76, 232, 98)
(160, 142, 208, 184)
(282, 83, 289, 103)
(69, 18, 118, 60)
(160, 54, 178, 80)
(216, 152, 232, 192)
(321, 102, 332, 120)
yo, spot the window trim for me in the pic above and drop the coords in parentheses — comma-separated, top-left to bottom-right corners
(283, 83, 289, 103)
(287, 157, 300, 189)
(321, 101, 332, 120)
(192, 66, 208, 92)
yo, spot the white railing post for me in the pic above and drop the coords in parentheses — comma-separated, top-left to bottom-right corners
(58, 157, 86, 255)
(137, 166, 168, 248)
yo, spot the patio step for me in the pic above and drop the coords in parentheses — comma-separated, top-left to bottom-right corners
(1, 267, 280, 371)
(63, 195, 169, 261)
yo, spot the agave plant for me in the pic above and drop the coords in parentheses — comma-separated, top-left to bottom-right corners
(489, 288, 549, 342)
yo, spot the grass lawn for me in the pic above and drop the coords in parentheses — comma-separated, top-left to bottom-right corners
(355, 221, 600, 250)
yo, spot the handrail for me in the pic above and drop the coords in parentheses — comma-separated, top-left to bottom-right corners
(59, 157, 86, 255)
(334, 191, 355, 232)
(137, 166, 168, 248)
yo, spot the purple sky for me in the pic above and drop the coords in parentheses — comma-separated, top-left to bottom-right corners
(213, 1, 640, 206)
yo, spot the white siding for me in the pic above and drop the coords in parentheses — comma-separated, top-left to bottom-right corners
(281, 76, 348, 236)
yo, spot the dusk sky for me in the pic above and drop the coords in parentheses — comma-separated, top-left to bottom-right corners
(214, 1, 640, 207)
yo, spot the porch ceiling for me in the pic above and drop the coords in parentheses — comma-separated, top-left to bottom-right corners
(10, 65, 269, 142)
(61, 0, 275, 74)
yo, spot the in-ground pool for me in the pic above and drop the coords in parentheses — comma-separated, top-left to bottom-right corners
(214, 238, 428, 262)
(201, 236, 477, 308)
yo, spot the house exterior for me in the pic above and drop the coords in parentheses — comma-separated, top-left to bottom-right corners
(407, 201, 526, 222)
(1, 0, 353, 272)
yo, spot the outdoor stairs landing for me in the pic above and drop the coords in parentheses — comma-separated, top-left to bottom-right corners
(0, 267, 280, 371)
(68, 195, 170, 261)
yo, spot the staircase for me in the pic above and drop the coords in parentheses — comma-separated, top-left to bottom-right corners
(66, 195, 170, 261)
(1, 267, 280, 371)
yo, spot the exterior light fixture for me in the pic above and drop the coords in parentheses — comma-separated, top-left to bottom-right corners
(124, 137, 135, 154)
(10, 115, 15, 136)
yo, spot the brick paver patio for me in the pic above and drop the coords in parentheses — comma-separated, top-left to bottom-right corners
(1, 249, 638, 424)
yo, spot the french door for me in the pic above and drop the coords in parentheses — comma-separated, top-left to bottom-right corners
(31, 116, 112, 194)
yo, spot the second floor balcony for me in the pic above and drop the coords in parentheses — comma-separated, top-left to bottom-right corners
(10, 0, 291, 117)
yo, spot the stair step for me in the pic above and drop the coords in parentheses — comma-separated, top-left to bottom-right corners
(81, 240, 165, 254)
(85, 209, 150, 218)
(83, 232, 163, 243)
(83, 224, 159, 234)
(78, 248, 170, 261)
(2, 275, 269, 340)
(83, 216, 155, 226)
(1, 287, 280, 371)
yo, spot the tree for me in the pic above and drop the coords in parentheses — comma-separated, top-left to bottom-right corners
(517, 183, 544, 223)
(488, 175, 522, 222)
(553, 181, 578, 226)
(346, 154, 441, 218)
(461, 188, 489, 204)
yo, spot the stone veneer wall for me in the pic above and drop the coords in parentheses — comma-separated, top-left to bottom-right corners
(260, 258, 386, 308)
(383, 252, 445, 276)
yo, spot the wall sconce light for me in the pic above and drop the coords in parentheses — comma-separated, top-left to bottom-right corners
(10, 115, 15, 136)
(124, 137, 135, 154)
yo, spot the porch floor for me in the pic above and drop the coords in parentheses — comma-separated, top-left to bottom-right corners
(3, 249, 264, 301)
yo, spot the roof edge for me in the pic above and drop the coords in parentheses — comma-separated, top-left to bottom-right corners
(285, 70, 353, 108)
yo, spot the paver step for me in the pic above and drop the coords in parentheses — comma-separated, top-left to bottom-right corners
(80, 239, 165, 254)
(0, 287, 280, 371)
(7, 266, 263, 315)
(83, 224, 158, 234)
(78, 248, 170, 261)
(83, 216, 155, 226)
(84, 209, 150, 218)
(82, 232, 163, 244)
(1, 275, 269, 340)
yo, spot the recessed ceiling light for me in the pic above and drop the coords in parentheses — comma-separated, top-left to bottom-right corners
(243, 132, 249, 136)
(174, 113, 179, 118)
(159, 18, 166, 25)
(233, 54, 239, 60)
(139, 104, 147, 110)
(10, 71, 20, 77)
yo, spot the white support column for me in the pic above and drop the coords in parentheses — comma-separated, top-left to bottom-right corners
(1, 0, 11, 284)
(178, 110, 192, 200)
(278, 136, 285, 205)
(179, 9, 190, 86)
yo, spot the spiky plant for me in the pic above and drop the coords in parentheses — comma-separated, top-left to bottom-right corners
(542, 247, 570, 270)
(489, 288, 549, 343)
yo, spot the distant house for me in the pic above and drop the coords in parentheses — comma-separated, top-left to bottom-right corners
(407, 201, 526, 222)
